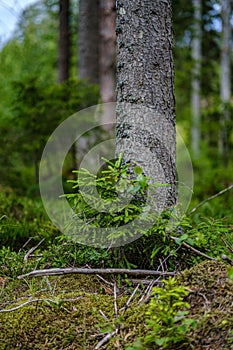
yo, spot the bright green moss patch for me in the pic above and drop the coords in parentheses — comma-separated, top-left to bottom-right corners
(0, 261, 232, 349)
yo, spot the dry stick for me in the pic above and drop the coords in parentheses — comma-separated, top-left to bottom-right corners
(96, 274, 114, 287)
(113, 281, 118, 317)
(187, 184, 233, 216)
(221, 238, 233, 254)
(170, 236, 217, 261)
(24, 238, 45, 263)
(95, 284, 140, 349)
(0, 297, 81, 313)
(122, 284, 140, 314)
(221, 254, 233, 266)
(99, 309, 109, 321)
(94, 331, 118, 350)
(18, 268, 176, 280)
(128, 279, 162, 285)
(139, 277, 160, 304)
(22, 236, 40, 249)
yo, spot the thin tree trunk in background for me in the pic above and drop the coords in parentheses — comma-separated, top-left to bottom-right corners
(99, 0, 116, 103)
(78, 0, 100, 84)
(220, 0, 231, 166)
(58, 1, 76, 173)
(34, 150, 39, 185)
(116, 0, 176, 209)
(191, 0, 202, 159)
(58, 0, 70, 83)
(99, 0, 116, 130)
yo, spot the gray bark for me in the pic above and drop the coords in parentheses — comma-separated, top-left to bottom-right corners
(220, 0, 231, 165)
(78, 0, 100, 84)
(191, 0, 201, 159)
(116, 0, 176, 209)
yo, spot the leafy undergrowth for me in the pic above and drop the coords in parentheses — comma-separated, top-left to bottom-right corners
(0, 191, 60, 250)
(0, 260, 232, 349)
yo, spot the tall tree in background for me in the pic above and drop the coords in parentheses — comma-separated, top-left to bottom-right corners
(116, 0, 176, 208)
(58, 0, 71, 83)
(220, 0, 231, 166)
(78, 0, 100, 84)
(99, 0, 116, 104)
(99, 0, 116, 129)
(191, 0, 202, 159)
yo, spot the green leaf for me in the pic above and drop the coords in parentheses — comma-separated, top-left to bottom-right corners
(134, 166, 142, 175)
(155, 337, 169, 346)
(227, 267, 233, 281)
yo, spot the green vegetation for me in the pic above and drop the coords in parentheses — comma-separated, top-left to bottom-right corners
(127, 277, 197, 349)
(1, 159, 233, 348)
(0, 261, 232, 349)
(0, 0, 232, 348)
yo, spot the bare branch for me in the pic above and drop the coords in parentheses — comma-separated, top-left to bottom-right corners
(221, 238, 233, 254)
(22, 236, 40, 249)
(18, 267, 176, 280)
(121, 284, 140, 314)
(170, 236, 217, 261)
(113, 281, 118, 317)
(94, 330, 117, 349)
(24, 239, 45, 263)
(188, 184, 233, 216)
(0, 297, 81, 313)
(222, 254, 233, 266)
(99, 309, 109, 321)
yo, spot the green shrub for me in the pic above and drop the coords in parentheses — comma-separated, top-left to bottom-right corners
(126, 277, 197, 350)
(64, 155, 195, 269)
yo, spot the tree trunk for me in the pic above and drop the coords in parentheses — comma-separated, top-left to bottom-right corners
(99, 0, 116, 103)
(78, 0, 100, 84)
(219, 0, 231, 166)
(116, 0, 176, 210)
(191, 0, 202, 159)
(58, 0, 70, 83)
(99, 0, 116, 130)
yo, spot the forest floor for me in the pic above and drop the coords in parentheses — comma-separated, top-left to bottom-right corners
(0, 260, 232, 350)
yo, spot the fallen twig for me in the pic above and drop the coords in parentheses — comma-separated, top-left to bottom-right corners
(95, 283, 140, 349)
(22, 236, 39, 249)
(222, 254, 233, 266)
(94, 330, 118, 349)
(127, 279, 163, 285)
(114, 281, 118, 317)
(187, 184, 233, 216)
(121, 284, 140, 314)
(24, 238, 45, 263)
(138, 278, 160, 304)
(99, 309, 109, 321)
(221, 238, 233, 254)
(96, 274, 114, 287)
(170, 236, 217, 261)
(18, 267, 176, 280)
(0, 297, 81, 313)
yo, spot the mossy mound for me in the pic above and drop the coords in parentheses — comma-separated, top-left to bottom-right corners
(0, 274, 130, 350)
(178, 260, 233, 350)
(0, 261, 232, 349)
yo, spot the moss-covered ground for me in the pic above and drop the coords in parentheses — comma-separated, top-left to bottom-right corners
(0, 260, 232, 349)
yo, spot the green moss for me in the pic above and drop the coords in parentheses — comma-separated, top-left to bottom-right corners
(0, 275, 127, 349)
(178, 260, 233, 350)
(0, 261, 232, 349)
